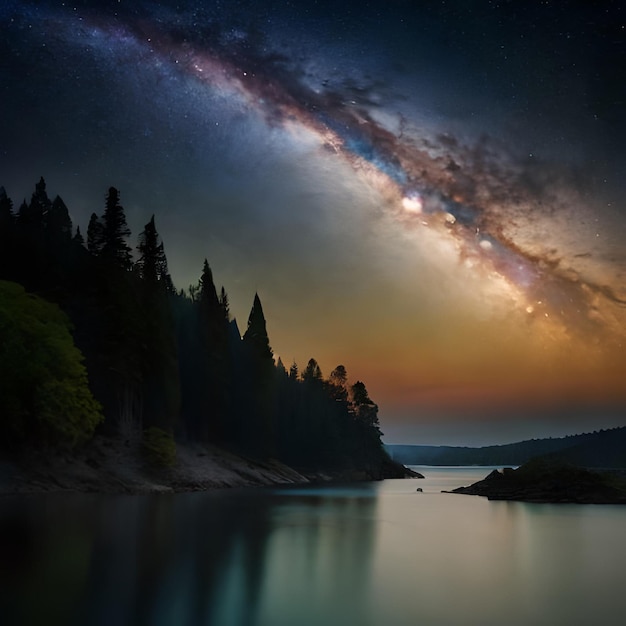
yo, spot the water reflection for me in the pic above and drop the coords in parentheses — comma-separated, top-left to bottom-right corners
(2, 476, 626, 626)
(0, 486, 378, 626)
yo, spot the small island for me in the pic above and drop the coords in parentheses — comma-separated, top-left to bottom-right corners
(448, 458, 626, 504)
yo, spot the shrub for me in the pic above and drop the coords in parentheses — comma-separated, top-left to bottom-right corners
(142, 426, 177, 467)
(0, 281, 103, 448)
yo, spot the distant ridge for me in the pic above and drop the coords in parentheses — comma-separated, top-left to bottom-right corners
(385, 426, 626, 468)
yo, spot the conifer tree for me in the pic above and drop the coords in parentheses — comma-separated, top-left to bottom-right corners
(46, 195, 73, 248)
(351, 381, 380, 429)
(201, 261, 231, 438)
(134, 217, 180, 432)
(302, 358, 323, 381)
(243, 293, 273, 361)
(276, 356, 287, 376)
(101, 187, 132, 269)
(177, 260, 231, 442)
(28, 176, 52, 222)
(17, 177, 49, 230)
(0, 187, 13, 229)
(73, 226, 84, 246)
(14, 179, 49, 286)
(87, 213, 103, 254)
(200, 259, 220, 310)
(329, 364, 349, 401)
(219, 286, 230, 320)
(241, 293, 275, 456)
(0, 187, 14, 274)
(289, 360, 299, 380)
(136, 215, 173, 288)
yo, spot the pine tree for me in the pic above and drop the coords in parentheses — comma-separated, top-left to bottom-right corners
(200, 259, 220, 309)
(289, 360, 299, 380)
(134, 219, 180, 433)
(275, 356, 287, 376)
(219, 286, 230, 320)
(0, 187, 14, 277)
(243, 293, 273, 361)
(136, 215, 172, 288)
(178, 260, 231, 442)
(241, 293, 275, 456)
(87, 213, 103, 254)
(302, 358, 323, 381)
(351, 381, 380, 429)
(0, 187, 13, 229)
(329, 364, 348, 388)
(101, 187, 132, 269)
(17, 177, 49, 229)
(329, 364, 349, 401)
(46, 195, 73, 249)
(28, 176, 52, 222)
(14, 178, 49, 287)
(73, 226, 84, 246)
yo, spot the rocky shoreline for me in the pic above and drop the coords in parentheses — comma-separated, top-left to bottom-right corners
(448, 459, 626, 504)
(0, 436, 418, 495)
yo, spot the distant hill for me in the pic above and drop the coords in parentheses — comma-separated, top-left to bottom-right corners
(385, 426, 626, 468)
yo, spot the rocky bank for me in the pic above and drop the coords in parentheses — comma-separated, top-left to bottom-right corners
(449, 458, 626, 504)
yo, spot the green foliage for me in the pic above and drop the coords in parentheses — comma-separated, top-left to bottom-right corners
(142, 426, 177, 467)
(0, 178, 391, 476)
(0, 280, 103, 447)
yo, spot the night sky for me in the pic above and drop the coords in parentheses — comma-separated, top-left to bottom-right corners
(2, 0, 626, 445)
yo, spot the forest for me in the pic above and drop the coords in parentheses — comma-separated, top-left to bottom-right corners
(0, 178, 400, 478)
(387, 426, 626, 469)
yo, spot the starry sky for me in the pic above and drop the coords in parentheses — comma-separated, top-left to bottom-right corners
(2, 0, 626, 445)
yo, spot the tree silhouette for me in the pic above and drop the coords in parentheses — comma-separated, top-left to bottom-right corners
(101, 187, 132, 269)
(46, 195, 73, 250)
(329, 365, 348, 387)
(219, 286, 230, 320)
(0, 186, 13, 230)
(0, 177, 396, 476)
(73, 226, 85, 246)
(14, 178, 50, 287)
(87, 212, 104, 254)
(302, 358, 323, 381)
(243, 293, 273, 361)
(27, 176, 52, 223)
(0, 187, 14, 274)
(242, 293, 275, 456)
(136, 215, 173, 289)
(351, 381, 380, 429)
(329, 365, 349, 401)
(289, 360, 299, 380)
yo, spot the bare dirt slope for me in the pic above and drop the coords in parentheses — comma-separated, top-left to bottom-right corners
(0, 436, 309, 495)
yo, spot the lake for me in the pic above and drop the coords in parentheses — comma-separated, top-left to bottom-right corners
(2, 467, 625, 625)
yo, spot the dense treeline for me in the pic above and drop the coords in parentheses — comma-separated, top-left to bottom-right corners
(0, 178, 396, 477)
(386, 426, 626, 468)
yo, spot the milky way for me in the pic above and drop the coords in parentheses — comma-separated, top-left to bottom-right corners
(77, 4, 626, 340)
(2, 0, 626, 443)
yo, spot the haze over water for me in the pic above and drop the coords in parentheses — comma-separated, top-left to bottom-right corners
(2, 468, 625, 625)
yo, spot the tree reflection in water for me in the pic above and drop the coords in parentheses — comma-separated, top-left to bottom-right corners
(0, 485, 378, 626)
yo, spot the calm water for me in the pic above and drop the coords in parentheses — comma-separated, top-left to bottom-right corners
(2, 467, 626, 626)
